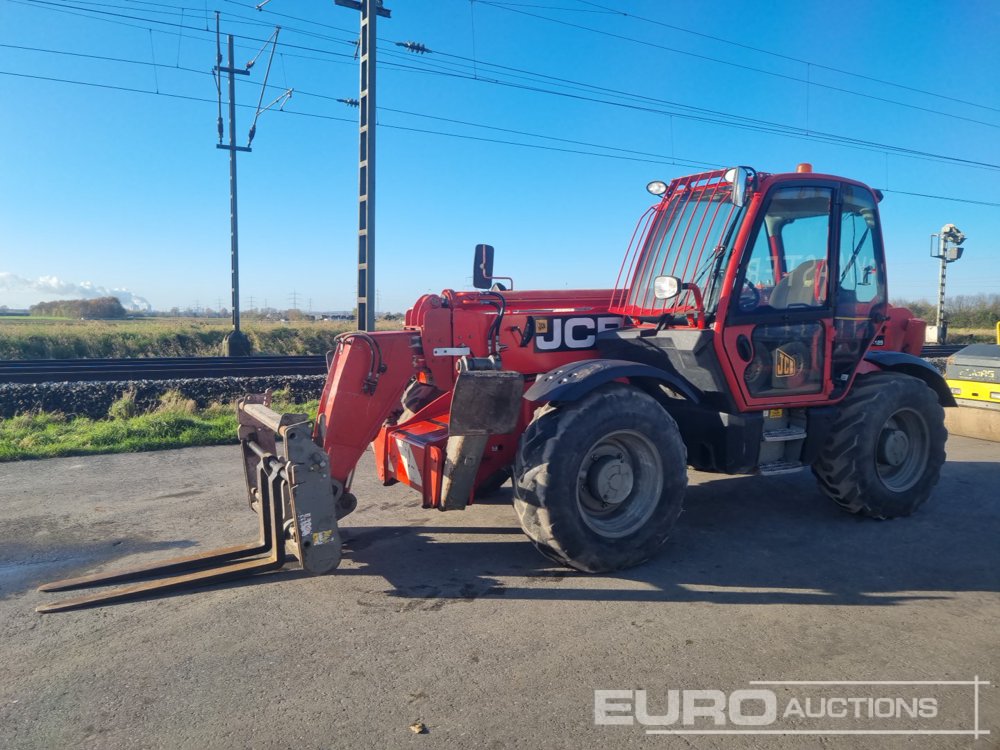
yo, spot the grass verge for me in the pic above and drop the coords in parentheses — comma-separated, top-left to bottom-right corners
(0, 389, 318, 462)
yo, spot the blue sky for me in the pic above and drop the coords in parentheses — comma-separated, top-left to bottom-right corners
(0, 0, 997, 313)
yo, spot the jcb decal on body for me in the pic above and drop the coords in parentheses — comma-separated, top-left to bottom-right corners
(534, 316, 623, 352)
(774, 347, 802, 378)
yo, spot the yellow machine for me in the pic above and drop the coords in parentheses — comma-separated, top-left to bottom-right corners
(945, 324, 1000, 406)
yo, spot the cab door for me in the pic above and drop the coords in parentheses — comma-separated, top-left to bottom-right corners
(718, 183, 837, 409)
(829, 184, 888, 394)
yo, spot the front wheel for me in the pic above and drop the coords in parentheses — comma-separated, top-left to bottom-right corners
(812, 372, 947, 518)
(513, 383, 688, 572)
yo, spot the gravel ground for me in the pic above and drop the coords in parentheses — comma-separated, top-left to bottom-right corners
(0, 356, 949, 420)
(0, 375, 326, 418)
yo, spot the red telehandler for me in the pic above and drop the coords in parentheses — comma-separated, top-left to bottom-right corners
(38, 164, 953, 612)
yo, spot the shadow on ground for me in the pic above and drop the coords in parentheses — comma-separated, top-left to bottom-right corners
(17, 460, 1000, 611)
(339, 459, 1000, 607)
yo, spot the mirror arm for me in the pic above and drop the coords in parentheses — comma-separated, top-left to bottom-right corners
(483, 275, 514, 291)
(681, 282, 707, 330)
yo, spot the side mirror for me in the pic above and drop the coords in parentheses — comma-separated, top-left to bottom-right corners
(473, 244, 495, 289)
(653, 275, 681, 300)
(724, 166, 749, 208)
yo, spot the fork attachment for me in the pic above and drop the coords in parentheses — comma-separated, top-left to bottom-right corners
(36, 395, 343, 613)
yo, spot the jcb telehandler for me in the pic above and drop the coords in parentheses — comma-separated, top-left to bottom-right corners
(38, 164, 953, 612)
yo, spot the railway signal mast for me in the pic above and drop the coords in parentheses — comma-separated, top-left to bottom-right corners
(928, 223, 967, 344)
(214, 14, 290, 355)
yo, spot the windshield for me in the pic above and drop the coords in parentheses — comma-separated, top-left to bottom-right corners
(611, 169, 744, 320)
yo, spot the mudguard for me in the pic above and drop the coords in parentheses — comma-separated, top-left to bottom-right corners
(524, 358, 700, 404)
(864, 350, 957, 407)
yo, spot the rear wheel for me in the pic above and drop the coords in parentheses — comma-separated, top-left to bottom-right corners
(513, 383, 687, 572)
(812, 372, 947, 518)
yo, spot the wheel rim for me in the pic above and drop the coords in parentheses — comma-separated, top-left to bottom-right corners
(875, 407, 929, 492)
(576, 430, 663, 538)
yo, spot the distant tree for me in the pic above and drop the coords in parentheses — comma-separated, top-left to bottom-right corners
(86, 297, 128, 319)
(29, 296, 127, 319)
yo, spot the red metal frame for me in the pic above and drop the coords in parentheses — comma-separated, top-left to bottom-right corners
(323, 287, 620, 503)
(373, 389, 535, 508)
(314, 330, 416, 488)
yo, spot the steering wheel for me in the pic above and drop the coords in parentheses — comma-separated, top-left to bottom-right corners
(738, 280, 761, 312)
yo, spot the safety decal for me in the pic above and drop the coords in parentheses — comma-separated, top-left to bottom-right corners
(312, 530, 335, 546)
(395, 439, 423, 489)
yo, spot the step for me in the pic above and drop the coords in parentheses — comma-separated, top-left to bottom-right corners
(762, 426, 807, 442)
(758, 459, 805, 476)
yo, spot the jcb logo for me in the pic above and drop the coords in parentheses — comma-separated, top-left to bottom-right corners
(535, 316, 623, 352)
(774, 348, 799, 378)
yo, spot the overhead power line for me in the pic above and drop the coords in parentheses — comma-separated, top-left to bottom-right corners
(0, 38, 712, 166)
(15, 0, 999, 168)
(478, 0, 1000, 128)
(215, 1, 1000, 166)
(11, 0, 360, 59)
(24, 0, 998, 138)
(9, 0, 999, 174)
(226, 0, 1000, 127)
(0, 41, 209, 75)
(570, 0, 1000, 115)
(2, 66, 998, 209)
(0, 68, 688, 165)
(375, 56, 1000, 171)
(7, 36, 996, 175)
(877, 189, 1000, 208)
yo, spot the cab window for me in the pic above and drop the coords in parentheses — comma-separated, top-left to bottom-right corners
(838, 186, 885, 306)
(831, 185, 887, 385)
(733, 186, 833, 314)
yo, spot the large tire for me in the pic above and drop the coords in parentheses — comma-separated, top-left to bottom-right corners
(513, 383, 688, 572)
(812, 371, 947, 518)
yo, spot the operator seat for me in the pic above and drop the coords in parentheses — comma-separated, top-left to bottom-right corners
(769, 259, 826, 309)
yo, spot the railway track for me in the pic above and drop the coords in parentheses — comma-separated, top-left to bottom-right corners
(0, 345, 965, 385)
(0, 355, 327, 384)
(919, 344, 964, 358)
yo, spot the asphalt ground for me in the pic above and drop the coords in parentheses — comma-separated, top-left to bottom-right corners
(1, 436, 997, 749)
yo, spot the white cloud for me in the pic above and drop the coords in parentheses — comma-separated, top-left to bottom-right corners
(0, 272, 152, 311)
